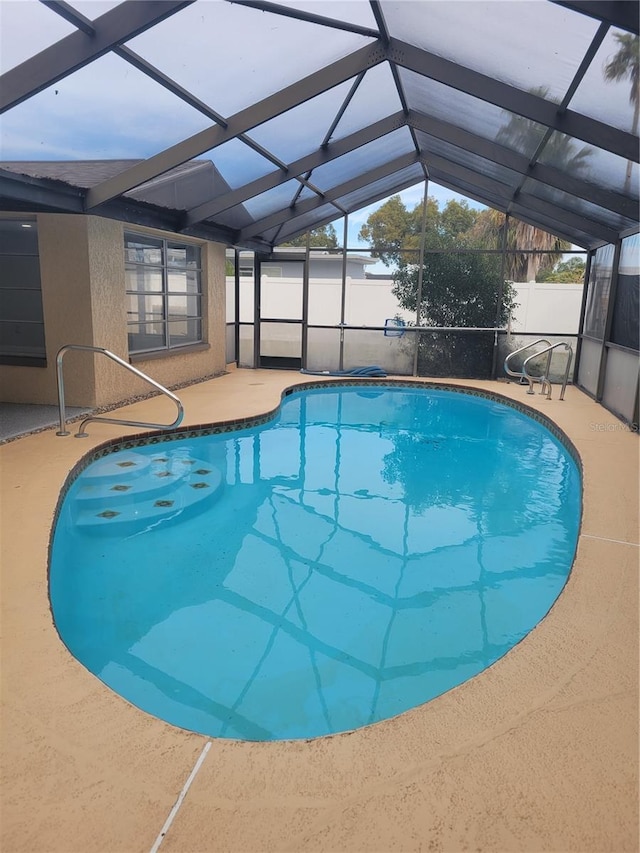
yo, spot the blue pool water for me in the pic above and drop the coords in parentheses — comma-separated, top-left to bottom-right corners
(50, 385, 581, 740)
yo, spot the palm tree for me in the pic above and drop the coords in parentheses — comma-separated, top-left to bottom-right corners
(467, 209, 569, 281)
(603, 33, 639, 193)
(487, 86, 589, 279)
(510, 218, 569, 281)
(496, 86, 593, 182)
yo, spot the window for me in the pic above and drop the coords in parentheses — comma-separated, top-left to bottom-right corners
(125, 232, 203, 355)
(0, 220, 46, 366)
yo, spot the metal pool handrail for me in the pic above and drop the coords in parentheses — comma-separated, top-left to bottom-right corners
(504, 338, 551, 386)
(56, 344, 184, 437)
(523, 341, 574, 401)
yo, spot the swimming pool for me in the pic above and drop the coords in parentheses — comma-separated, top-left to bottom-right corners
(49, 383, 581, 741)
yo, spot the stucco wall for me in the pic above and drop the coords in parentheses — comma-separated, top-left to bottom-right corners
(0, 214, 227, 408)
(0, 214, 96, 405)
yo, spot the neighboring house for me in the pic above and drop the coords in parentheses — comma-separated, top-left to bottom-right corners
(236, 248, 376, 280)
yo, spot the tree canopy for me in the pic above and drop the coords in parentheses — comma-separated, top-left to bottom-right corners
(358, 194, 571, 283)
(357, 195, 517, 330)
(536, 256, 586, 283)
(358, 195, 479, 263)
(279, 224, 339, 248)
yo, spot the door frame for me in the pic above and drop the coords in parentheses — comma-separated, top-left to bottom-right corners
(253, 252, 308, 369)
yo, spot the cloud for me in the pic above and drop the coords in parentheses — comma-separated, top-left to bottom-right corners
(1, 51, 214, 160)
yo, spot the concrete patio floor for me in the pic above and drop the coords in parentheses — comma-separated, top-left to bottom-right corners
(1, 368, 638, 853)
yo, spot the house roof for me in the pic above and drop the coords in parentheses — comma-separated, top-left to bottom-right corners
(0, 0, 638, 251)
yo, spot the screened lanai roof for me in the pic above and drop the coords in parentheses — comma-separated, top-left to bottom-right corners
(0, 0, 638, 251)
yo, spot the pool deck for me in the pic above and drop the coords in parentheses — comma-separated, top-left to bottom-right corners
(1, 368, 638, 853)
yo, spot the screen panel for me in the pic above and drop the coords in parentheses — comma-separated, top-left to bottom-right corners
(602, 346, 639, 423)
(127, 2, 374, 117)
(583, 244, 615, 340)
(609, 234, 640, 351)
(249, 80, 354, 163)
(538, 134, 639, 199)
(400, 69, 549, 160)
(309, 127, 416, 191)
(577, 336, 602, 395)
(568, 28, 640, 135)
(330, 63, 405, 141)
(0, 53, 212, 161)
(385, 0, 598, 103)
(0, 0, 75, 73)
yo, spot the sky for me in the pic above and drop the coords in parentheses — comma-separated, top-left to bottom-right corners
(0, 0, 632, 266)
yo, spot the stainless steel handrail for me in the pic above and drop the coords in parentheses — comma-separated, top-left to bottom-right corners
(56, 345, 184, 437)
(523, 342, 573, 401)
(504, 338, 551, 383)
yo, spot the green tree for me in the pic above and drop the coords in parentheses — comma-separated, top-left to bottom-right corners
(438, 198, 479, 242)
(603, 32, 639, 193)
(358, 195, 511, 327)
(279, 224, 339, 249)
(391, 252, 509, 327)
(537, 256, 586, 283)
(359, 195, 428, 263)
(468, 209, 571, 281)
(358, 195, 515, 377)
(358, 195, 479, 262)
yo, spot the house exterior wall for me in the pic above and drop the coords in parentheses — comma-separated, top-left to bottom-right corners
(0, 214, 227, 408)
(1, 214, 97, 406)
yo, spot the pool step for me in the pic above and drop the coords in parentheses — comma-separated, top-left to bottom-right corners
(73, 449, 224, 533)
(78, 450, 155, 486)
(75, 450, 216, 507)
